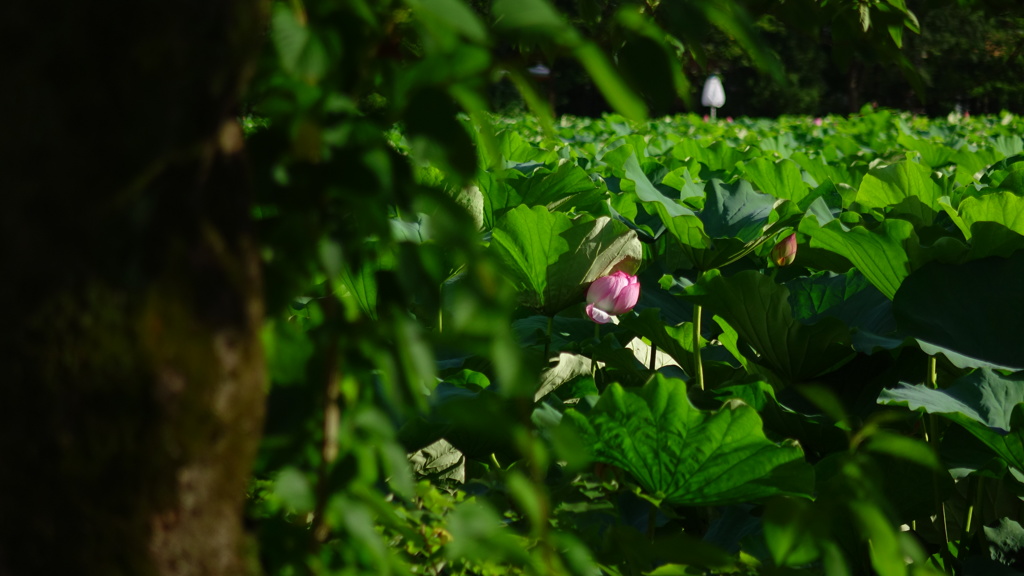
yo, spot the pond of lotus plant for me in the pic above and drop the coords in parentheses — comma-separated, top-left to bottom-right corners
(255, 109, 1024, 576)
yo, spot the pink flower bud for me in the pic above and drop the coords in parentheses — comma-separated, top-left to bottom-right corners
(585, 271, 640, 324)
(771, 233, 797, 267)
(814, 117, 823, 126)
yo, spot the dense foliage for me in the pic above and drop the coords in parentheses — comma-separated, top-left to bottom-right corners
(496, 1, 1024, 117)
(244, 0, 1024, 567)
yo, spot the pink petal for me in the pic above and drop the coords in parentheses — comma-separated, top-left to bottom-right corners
(586, 303, 614, 324)
(612, 281, 640, 314)
(587, 274, 626, 309)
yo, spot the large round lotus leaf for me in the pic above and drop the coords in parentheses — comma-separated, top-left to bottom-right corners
(686, 270, 856, 381)
(879, 369, 1024, 472)
(563, 375, 814, 506)
(490, 205, 641, 315)
(892, 251, 1024, 370)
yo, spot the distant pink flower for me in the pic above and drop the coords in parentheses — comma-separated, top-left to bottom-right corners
(586, 271, 640, 324)
(703, 114, 709, 122)
(726, 116, 733, 123)
(771, 234, 798, 267)
(814, 117, 823, 126)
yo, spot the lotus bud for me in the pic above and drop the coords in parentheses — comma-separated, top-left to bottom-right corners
(771, 233, 798, 267)
(585, 271, 640, 324)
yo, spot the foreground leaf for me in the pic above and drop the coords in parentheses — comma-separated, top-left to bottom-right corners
(563, 375, 813, 506)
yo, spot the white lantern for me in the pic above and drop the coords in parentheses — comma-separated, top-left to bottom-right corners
(701, 75, 725, 119)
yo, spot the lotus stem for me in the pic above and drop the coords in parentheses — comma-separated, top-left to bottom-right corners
(931, 415, 952, 568)
(959, 476, 981, 557)
(649, 342, 657, 372)
(693, 303, 704, 392)
(925, 355, 953, 570)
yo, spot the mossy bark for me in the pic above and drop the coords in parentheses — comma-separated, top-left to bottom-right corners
(1, 2, 267, 574)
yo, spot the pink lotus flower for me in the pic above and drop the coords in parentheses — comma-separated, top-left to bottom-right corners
(814, 117, 823, 126)
(585, 271, 640, 324)
(771, 233, 797, 267)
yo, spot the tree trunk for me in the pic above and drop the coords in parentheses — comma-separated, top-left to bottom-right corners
(0, 2, 266, 575)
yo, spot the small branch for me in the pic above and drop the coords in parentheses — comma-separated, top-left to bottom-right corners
(311, 290, 341, 544)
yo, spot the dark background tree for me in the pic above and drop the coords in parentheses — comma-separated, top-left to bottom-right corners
(1, 2, 266, 574)
(495, 0, 1024, 117)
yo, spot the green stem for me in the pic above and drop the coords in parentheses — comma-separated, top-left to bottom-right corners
(649, 342, 657, 372)
(925, 355, 954, 572)
(693, 303, 704, 392)
(931, 416, 952, 569)
(592, 322, 600, 384)
(959, 476, 980, 558)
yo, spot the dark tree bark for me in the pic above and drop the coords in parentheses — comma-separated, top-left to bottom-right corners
(1, 2, 267, 575)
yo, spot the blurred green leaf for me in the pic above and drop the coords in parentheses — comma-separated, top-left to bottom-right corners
(445, 498, 533, 565)
(764, 497, 820, 567)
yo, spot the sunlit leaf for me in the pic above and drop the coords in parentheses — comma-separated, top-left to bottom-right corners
(563, 375, 814, 505)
